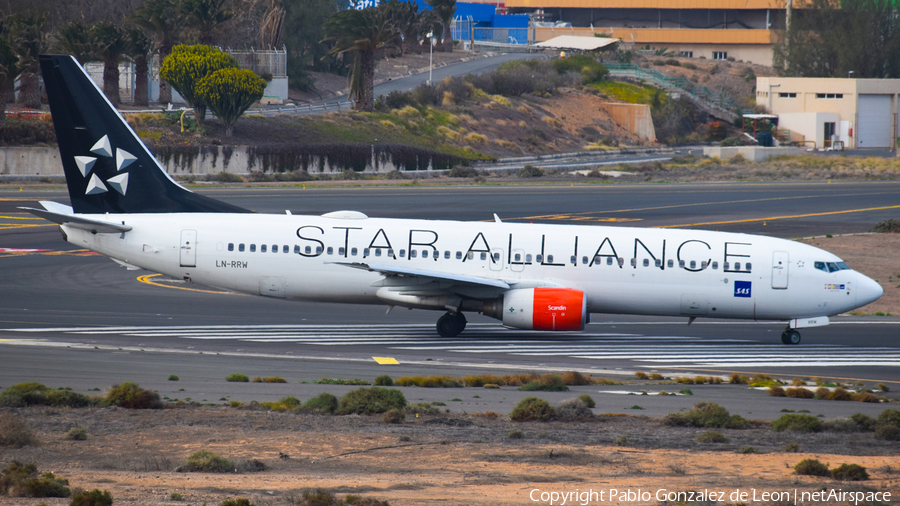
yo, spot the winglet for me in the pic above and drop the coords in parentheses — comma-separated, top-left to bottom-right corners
(493, 213, 502, 223)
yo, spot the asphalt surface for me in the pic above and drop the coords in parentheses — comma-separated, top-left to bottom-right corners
(1, 181, 899, 419)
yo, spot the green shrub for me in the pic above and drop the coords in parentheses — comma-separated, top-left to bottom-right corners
(0, 462, 70, 497)
(374, 375, 394, 386)
(850, 413, 876, 431)
(448, 166, 479, 178)
(794, 459, 830, 476)
(170, 492, 184, 501)
(395, 376, 462, 388)
(210, 172, 243, 183)
(510, 397, 555, 422)
(168, 375, 179, 381)
(684, 402, 732, 428)
(0, 382, 95, 408)
(874, 424, 900, 441)
(226, 374, 249, 382)
(302, 393, 338, 414)
(768, 386, 786, 397)
(508, 429, 525, 439)
(737, 446, 760, 454)
(0, 114, 57, 144)
(219, 499, 255, 506)
(578, 394, 596, 409)
(555, 398, 593, 421)
(405, 402, 441, 416)
(178, 451, 235, 473)
(728, 415, 750, 429)
(0, 413, 38, 448)
(516, 164, 544, 178)
(252, 376, 287, 383)
(338, 387, 407, 415)
(783, 442, 799, 452)
(315, 378, 369, 385)
(298, 489, 334, 506)
(661, 413, 692, 427)
(831, 463, 869, 481)
(69, 489, 113, 506)
(65, 427, 87, 441)
(560, 371, 592, 385)
(696, 431, 729, 443)
(877, 408, 900, 427)
(635, 372, 649, 380)
(382, 408, 405, 424)
(103, 382, 163, 409)
(771, 414, 823, 432)
(785, 387, 815, 399)
(518, 374, 569, 392)
(261, 396, 302, 411)
(824, 387, 853, 401)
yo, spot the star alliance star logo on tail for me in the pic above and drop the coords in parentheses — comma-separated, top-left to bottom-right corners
(75, 134, 136, 197)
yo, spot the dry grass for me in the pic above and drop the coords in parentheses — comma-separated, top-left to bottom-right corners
(0, 413, 38, 448)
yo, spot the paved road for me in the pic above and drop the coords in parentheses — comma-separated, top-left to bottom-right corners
(1, 182, 899, 418)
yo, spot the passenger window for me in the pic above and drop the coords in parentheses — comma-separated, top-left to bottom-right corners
(375, 249, 382, 257)
(547, 255, 554, 263)
(735, 262, 741, 270)
(433, 250, 439, 259)
(480, 252, 487, 261)
(570, 255, 576, 264)
(327, 247, 333, 255)
(492, 253, 500, 261)
(351, 247, 358, 256)
(399, 249, 406, 258)
(444, 251, 450, 259)
(250, 244, 256, 252)
(526, 254, 532, 262)
(294, 245, 300, 254)
(606, 257, 613, 266)
(679, 260, 685, 268)
(363, 248, 370, 257)
(468, 251, 474, 260)
(387, 249, 394, 257)
(536, 254, 543, 263)
(690, 260, 696, 269)
(228, 243, 234, 251)
(701, 261, 708, 269)
(261, 244, 267, 253)
(618, 258, 624, 267)
(239, 243, 245, 252)
(272, 244, 277, 252)
(304, 246, 311, 254)
(339, 247, 345, 256)
(283, 245, 289, 253)
(456, 251, 463, 260)
(316, 246, 322, 255)
(746, 263, 752, 272)
(724, 262, 729, 270)
(667, 259, 674, 268)
(712, 261, 718, 269)
(422, 250, 429, 258)
(654, 259, 661, 267)
(582, 256, 588, 265)
(643, 259, 650, 267)
(630, 258, 636, 267)
(410, 250, 417, 258)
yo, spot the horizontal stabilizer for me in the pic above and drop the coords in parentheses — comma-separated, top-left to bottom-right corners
(335, 262, 510, 289)
(19, 206, 132, 234)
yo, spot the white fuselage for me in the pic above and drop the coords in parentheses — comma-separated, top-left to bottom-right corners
(59, 212, 883, 322)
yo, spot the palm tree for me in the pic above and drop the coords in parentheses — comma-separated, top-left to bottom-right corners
(323, 5, 397, 112)
(10, 11, 49, 109)
(425, 0, 455, 52)
(127, 27, 153, 106)
(130, 0, 181, 105)
(92, 22, 129, 105)
(54, 21, 96, 65)
(180, 0, 235, 45)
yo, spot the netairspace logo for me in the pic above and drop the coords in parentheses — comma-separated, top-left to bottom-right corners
(348, 0, 379, 9)
(528, 488, 892, 506)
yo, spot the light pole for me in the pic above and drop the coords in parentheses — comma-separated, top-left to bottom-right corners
(426, 31, 434, 85)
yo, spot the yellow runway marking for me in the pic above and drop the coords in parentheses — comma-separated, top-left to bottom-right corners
(137, 273, 242, 295)
(373, 357, 399, 365)
(0, 215, 44, 220)
(659, 204, 900, 228)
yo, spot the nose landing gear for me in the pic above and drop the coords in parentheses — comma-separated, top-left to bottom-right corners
(436, 311, 467, 337)
(781, 328, 801, 345)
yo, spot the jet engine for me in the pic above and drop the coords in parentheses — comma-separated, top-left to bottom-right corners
(482, 288, 587, 331)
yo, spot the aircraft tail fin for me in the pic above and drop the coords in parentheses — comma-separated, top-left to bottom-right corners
(39, 54, 250, 214)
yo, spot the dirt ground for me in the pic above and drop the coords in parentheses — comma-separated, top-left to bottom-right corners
(1, 406, 898, 506)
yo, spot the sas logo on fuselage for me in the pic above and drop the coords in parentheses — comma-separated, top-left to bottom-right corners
(547, 305, 567, 311)
(734, 281, 752, 298)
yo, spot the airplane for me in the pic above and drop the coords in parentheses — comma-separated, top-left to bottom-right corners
(23, 54, 883, 345)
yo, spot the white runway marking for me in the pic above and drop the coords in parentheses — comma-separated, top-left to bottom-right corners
(4, 323, 900, 369)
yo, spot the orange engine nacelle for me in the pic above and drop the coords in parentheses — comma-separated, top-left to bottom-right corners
(499, 288, 587, 331)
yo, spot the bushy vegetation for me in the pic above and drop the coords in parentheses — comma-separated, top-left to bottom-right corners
(179, 451, 236, 473)
(0, 113, 57, 145)
(510, 397, 555, 422)
(315, 378, 370, 385)
(395, 376, 462, 388)
(382, 408, 405, 424)
(578, 394, 596, 409)
(794, 458, 831, 476)
(0, 462, 71, 498)
(65, 427, 88, 441)
(555, 398, 593, 421)
(0, 412, 38, 448)
(302, 393, 339, 414)
(0, 382, 94, 408)
(696, 431, 729, 443)
(770, 414, 823, 432)
(337, 387, 407, 415)
(518, 374, 569, 392)
(219, 498, 255, 506)
(292, 488, 390, 506)
(252, 376, 287, 383)
(260, 396, 302, 411)
(70, 489, 113, 506)
(662, 402, 748, 429)
(374, 375, 394, 386)
(226, 374, 250, 382)
(103, 382, 164, 409)
(831, 463, 869, 481)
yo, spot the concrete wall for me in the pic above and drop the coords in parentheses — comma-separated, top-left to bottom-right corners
(597, 103, 656, 142)
(0, 147, 62, 177)
(778, 112, 840, 150)
(703, 146, 802, 162)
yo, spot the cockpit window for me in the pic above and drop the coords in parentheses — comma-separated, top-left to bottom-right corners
(815, 261, 846, 273)
(836, 261, 850, 270)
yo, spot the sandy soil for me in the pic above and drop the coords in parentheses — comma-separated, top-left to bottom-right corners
(1, 407, 898, 506)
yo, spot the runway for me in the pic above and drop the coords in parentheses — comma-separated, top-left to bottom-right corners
(1, 181, 899, 417)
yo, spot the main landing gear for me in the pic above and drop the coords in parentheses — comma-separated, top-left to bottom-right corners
(437, 311, 467, 337)
(781, 328, 801, 345)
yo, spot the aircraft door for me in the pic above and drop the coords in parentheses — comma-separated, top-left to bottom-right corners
(510, 249, 525, 272)
(489, 248, 504, 271)
(772, 251, 789, 289)
(180, 229, 197, 267)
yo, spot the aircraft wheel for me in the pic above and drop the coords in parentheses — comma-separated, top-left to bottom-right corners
(436, 312, 466, 337)
(781, 329, 801, 345)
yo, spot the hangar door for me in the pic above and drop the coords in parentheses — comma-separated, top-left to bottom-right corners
(857, 95, 893, 148)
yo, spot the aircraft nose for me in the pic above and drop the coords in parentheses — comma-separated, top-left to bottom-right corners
(856, 272, 883, 307)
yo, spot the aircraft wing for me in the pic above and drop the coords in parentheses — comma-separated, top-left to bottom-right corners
(20, 201, 132, 234)
(335, 262, 510, 290)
